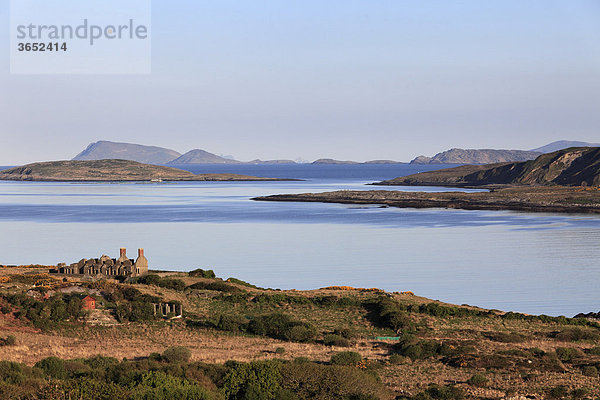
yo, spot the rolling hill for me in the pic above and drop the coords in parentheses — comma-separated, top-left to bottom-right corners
(380, 147, 600, 187)
(73, 141, 182, 164)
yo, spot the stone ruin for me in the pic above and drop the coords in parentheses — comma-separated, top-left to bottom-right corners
(52, 248, 148, 278)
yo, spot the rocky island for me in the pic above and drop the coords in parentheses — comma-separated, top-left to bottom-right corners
(254, 148, 600, 213)
(0, 159, 289, 182)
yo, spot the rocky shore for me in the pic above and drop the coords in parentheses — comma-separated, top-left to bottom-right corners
(253, 186, 600, 214)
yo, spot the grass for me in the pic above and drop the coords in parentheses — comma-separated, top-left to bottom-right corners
(1, 268, 600, 398)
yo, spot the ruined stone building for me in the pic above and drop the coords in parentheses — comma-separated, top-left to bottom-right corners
(54, 248, 148, 278)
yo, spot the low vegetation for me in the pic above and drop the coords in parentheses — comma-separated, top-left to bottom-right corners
(0, 268, 599, 398)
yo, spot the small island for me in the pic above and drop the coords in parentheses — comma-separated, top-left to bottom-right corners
(0, 159, 292, 182)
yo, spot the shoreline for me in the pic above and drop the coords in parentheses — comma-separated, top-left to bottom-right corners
(253, 186, 600, 214)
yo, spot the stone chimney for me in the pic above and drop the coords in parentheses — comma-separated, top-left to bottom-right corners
(135, 248, 148, 276)
(120, 248, 126, 257)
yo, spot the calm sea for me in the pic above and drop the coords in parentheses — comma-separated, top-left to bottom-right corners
(0, 163, 599, 317)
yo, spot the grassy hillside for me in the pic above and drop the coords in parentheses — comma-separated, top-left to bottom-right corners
(0, 266, 599, 398)
(381, 147, 600, 187)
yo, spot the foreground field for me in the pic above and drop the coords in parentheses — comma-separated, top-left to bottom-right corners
(0, 266, 599, 399)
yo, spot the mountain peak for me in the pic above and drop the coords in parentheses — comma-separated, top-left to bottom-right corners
(73, 141, 181, 164)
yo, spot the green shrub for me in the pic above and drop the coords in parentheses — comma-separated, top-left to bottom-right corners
(547, 385, 569, 399)
(571, 388, 591, 399)
(392, 335, 464, 361)
(467, 374, 488, 387)
(158, 278, 186, 292)
(330, 351, 362, 366)
(555, 347, 584, 362)
(333, 328, 354, 339)
(162, 347, 192, 364)
(366, 298, 414, 331)
(136, 274, 161, 286)
(414, 384, 464, 400)
(581, 365, 598, 377)
(131, 371, 215, 400)
(280, 362, 387, 400)
(135, 275, 186, 292)
(221, 361, 282, 400)
(35, 356, 67, 379)
(226, 278, 259, 289)
(189, 269, 216, 279)
(388, 354, 408, 365)
(0, 335, 16, 346)
(284, 325, 317, 343)
(0, 361, 41, 385)
(53, 377, 129, 400)
(83, 355, 120, 370)
(275, 347, 285, 355)
(247, 313, 316, 343)
(215, 314, 248, 333)
(554, 327, 600, 342)
(323, 334, 350, 347)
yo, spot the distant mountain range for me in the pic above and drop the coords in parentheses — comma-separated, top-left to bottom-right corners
(410, 149, 542, 164)
(380, 147, 600, 187)
(72, 140, 600, 166)
(529, 140, 600, 153)
(73, 141, 182, 164)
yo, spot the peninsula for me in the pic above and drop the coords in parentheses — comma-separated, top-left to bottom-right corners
(0, 159, 289, 182)
(254, 148, 600, 213)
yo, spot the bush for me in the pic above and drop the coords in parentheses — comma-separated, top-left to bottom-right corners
(388, 354, 408, 365)
(215, 314, 248, 333)
(35, 356, 67, 379)
(275, 347, 285, 355)
(284, 325, 317, 343)
(0, 335, 16, 346)
(131, 371, 215, 400)
(83, 355, 120, 370)
(554, 327, 600, 342)
(366, 298, 414, 331)
(280, 362, 387, 400)
(323, 334, 350, 347)
(415, 384, 464, 400)
(330, 351, 362, 366)
(555, 347, 584, 362)
(221, 361, 282, 400)
(189, 269, 216, 279)
(226, 277, 259, 289)
(467, 374, 488, 387)
(582, 365, 598, 377)
(247, 313, 316, 343)
(162, 347, 192, 364)
(571, 388, 591, 399)
(547, 385, 569, 399)
(135, 275, 186, 292)
(158, 278, 186, 292)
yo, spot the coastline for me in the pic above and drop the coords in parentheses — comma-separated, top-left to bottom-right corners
(253, 186, 600, 214)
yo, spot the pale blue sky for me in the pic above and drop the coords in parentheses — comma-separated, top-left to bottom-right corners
(1, 1, 600, 163)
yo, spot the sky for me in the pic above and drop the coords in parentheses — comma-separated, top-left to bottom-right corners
(1, 0, 600, 164)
